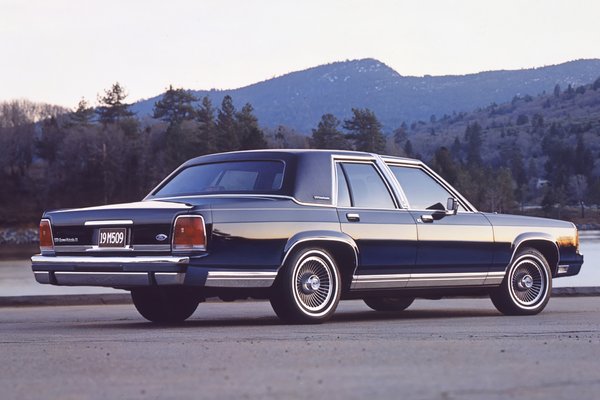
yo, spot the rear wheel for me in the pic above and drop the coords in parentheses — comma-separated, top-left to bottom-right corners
(270, 248, 341, 324)
(490, 247, 552, 315)
(364, 296, 414, 312)
(131, 287, 200, 324)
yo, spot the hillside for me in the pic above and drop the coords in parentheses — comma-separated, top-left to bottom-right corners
(404, 77, 600, 169)
(131, 58, 600, 132)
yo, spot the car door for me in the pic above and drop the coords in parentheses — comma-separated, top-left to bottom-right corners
(335, 160, 418, 290)
(386, 163, 495, 288)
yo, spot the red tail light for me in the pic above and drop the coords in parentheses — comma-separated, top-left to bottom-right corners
(39, 219, 54, 251)
(173, 215, 206, 251)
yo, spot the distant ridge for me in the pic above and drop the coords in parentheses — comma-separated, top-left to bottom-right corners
(131, 58, 600, 133)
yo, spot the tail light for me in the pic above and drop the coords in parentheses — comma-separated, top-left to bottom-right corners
(172, 215, 206, 251)
(39, 219, 54, 252)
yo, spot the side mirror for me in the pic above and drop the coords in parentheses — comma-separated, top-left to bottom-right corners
(446, 197, 459, 215)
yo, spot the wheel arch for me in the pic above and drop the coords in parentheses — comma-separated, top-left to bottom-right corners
(510, 233, 559, 276)
(281, 231, 359, 291)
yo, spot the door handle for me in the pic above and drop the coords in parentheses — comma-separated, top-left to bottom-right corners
(346, 213, 360, 222)
(420, 214, 434, 223)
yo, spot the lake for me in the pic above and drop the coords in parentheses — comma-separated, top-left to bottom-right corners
(554, 231, 600, 288)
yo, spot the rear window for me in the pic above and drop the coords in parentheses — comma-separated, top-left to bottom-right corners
(152, 161, 285, 197)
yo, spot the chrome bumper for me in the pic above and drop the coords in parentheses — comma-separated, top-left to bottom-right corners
(31, 255, 277, 289)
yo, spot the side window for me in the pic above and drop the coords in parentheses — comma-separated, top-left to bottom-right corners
(339, 162, 395, 209)
(336, 164, 351, 207)
(389, 165, 461, 210)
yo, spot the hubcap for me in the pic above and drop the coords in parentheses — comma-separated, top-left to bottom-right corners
(293, 255, 334, 312)
(301, 274, 321, 294)
(510, 257, 546, 307)
(518, 274, 534, 290)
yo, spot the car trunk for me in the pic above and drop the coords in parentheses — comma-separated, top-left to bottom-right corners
(45, 200, 195, 256)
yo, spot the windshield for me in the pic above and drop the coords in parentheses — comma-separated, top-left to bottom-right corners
(151, 160, 285, 198)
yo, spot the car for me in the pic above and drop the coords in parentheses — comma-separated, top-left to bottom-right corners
(32, 150, 584, 324)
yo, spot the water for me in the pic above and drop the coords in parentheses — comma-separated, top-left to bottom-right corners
(554, 231, 600, 288)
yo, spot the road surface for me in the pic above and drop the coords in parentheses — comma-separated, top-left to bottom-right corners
(1, 298, 599, 399)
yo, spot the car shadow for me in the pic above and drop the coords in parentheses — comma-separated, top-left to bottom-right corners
(77, 306, 503, 331)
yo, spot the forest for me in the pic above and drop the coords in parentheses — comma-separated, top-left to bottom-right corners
(1, 77, 600, 228)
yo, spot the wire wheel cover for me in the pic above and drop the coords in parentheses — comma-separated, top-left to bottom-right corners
(510, 257, 546, 306)
(294, 256, 333, 312)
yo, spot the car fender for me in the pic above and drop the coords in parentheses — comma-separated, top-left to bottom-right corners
(281, 231, 359, 270)
(509, 232, 559, 271)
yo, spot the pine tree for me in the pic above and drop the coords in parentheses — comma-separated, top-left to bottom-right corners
(464, 122, 482, 166)
(311, 114, 348, 149)
(403, 139, 414, 157)
(431, 146, 458, 185)
(152, 85, 197, 125)
(70, 98, 94, 126)
(216, 95, 239, 152)
(237, 103, 266, 150)
(96, 82, 134, 124)
(343, 108, 385, 153)
(195, 96, 217, 155)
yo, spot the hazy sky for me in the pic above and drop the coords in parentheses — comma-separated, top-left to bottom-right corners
(2, 0, 599, 108)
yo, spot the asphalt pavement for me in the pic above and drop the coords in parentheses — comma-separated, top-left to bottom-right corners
(1, 298, 599, 400)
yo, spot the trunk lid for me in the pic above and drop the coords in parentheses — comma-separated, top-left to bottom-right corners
(45, 200, 196, 255)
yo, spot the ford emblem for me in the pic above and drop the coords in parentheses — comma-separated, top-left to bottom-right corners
(155, 234, 168, 242)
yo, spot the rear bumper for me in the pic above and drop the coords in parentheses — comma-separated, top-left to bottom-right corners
(31, 255, 277, 289)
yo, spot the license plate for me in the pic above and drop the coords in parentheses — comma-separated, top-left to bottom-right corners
(98, 228, 127, 248)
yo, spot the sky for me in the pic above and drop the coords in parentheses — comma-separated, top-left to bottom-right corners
(1, 0, 600, 109)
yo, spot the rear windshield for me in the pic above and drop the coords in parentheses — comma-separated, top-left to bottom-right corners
(151, 160, 285, 197)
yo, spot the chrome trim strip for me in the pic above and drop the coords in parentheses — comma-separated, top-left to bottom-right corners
(54, 244, 172, 253)
(31, 255, 189, 265)
(351, 272, 498, 289)
(205, 271, 277, 288)
(84, 220, 134, 226)
(54, 271, 150, 287)
(557, 265, 570, 274)
(351, 274, 410, 289)
(407, 272, 486, 287)
(484, 271, 506, 285)
(155, 272, 186, 285)
(133, 244, 171, 251)
(33, 271, 51, 284)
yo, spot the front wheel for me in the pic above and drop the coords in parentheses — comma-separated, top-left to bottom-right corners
(131, 287, 201, 324)
(490, 247, 552, 315)
(270, 248, 341, 324)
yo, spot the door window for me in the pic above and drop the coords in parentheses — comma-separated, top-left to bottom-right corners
(389, 165, 460, 211)
(337, 162, 395, 209)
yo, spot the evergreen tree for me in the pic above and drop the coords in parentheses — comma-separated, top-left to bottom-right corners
(216, 95, 239, 152)
(574, 135, 594, 179)
(96, 82, 134, 124)
(36, 116, 63, 163)
(311, 114, 348, 149)
(152, 85, 197, 125)
(237, 103, 267, 150)
(430, 147, 459, 185)
(464, 122, 482, 166)
(553, 84, 561, 98)
(195, 96, 217, 155)
(450, 137, 462, 161)
(70, 98, 94, 126)
(403, 139, 414, 157)
(343, 108, 385, 153)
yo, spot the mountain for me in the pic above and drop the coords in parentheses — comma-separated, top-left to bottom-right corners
(131, 58, 600, 133)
